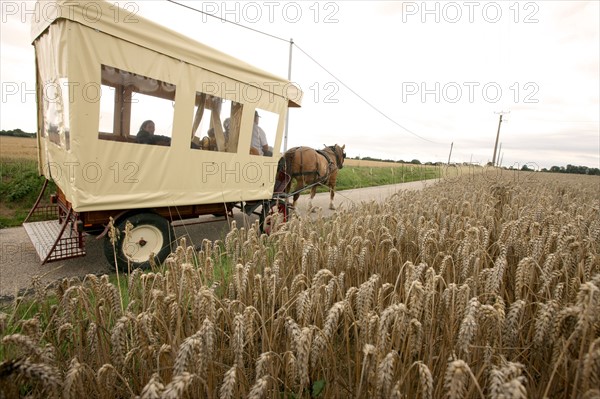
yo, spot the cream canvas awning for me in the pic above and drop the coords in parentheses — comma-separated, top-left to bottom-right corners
(31, 0, 302, 107)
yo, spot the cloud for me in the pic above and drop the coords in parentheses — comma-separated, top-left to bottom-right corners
(1, 1, 598, 170)
(551, 1, 600, 43)
(506, 129, 598, 152)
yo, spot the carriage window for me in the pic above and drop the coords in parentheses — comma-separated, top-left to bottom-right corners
(250, 108, 278, 157)
(190, 92, 242, 153)
(98, 65, 175, 146)
(42, 77, 70, 150)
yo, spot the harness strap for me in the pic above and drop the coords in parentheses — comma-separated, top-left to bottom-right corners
(291, 170, 320, 177)
(316, 149, 333, 167)
(286, 146, 338, 183)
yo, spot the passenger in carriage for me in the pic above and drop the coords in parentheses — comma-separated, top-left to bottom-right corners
(204, 128, 218, 151)
(136, 120, 171, 146)
(251, 111, 272, 156)
(136, 120, 155, 144)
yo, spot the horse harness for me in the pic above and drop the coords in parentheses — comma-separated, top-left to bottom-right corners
(324, 145, 344, 170)
(286, 146, 341, 182)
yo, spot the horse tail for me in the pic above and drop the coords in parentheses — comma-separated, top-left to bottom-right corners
(282, 149, 296, 192)
(283, 148, 295, 175)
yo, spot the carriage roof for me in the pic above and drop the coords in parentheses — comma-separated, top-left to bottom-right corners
(31, 0, 302, 107)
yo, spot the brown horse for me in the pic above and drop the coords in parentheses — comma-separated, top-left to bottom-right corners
(282, 144, 346, 211)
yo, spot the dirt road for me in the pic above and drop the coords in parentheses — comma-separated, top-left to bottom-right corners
(0, 180, 434, 300)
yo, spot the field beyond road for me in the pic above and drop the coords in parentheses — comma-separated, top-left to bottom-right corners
(1, 136, 416, 167)
(0, 135, 38, 160)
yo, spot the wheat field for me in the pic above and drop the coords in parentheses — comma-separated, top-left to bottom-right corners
(0, 136, 38, 160)
(1, 171, 599, 398)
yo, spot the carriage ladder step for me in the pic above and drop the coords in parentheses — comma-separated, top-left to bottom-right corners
(23, 220, 86, 263)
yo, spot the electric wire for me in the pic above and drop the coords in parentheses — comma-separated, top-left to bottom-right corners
(165, 0, 289, 43)
(293, 43, 439, 144)
(165, 0, 440, 144)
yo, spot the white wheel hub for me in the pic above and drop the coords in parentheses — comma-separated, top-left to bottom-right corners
(122, 224, 164, 263)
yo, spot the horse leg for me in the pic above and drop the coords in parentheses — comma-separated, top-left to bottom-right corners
(292, 181, 303, 209)
(309, 186, 317, 212)
(329, 186, 336, 210)
(328, 174, 338, 210)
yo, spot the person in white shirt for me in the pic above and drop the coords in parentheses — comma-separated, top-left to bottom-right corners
(251, 111, 271, 156)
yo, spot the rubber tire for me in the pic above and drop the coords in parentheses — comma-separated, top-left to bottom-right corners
(103, 212, 174, 272)
(259, 199, 289, 234)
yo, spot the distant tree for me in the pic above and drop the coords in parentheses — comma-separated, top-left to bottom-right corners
(410, 159, 421, 165)
(546, 164, 599, 175)
(0, 129, 35, 138)
(566, 164, 588, 174)
(521, 164, 532, 171)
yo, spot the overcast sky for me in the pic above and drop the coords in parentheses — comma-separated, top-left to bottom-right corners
(1, 0, 598, 169)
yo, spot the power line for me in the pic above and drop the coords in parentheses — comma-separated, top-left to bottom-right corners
(165, 0, 440, 144)
(165, 0, 288, 43)
(293, 43, 439, 144)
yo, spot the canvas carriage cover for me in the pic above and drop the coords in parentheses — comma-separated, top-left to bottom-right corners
(31, 0, 302, 212)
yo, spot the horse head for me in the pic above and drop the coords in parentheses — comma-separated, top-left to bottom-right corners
(324, 144, 346, 169)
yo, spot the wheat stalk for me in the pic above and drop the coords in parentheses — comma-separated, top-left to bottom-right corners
(219, 366, 238, 399)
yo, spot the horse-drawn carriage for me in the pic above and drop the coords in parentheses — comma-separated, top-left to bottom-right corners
(24, 0, 348, 271)
(24, 0, 311, 270)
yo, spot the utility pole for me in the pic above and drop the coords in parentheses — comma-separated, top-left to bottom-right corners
(492, 111, 509, 167)
(498, 143, 503, 167)
(447, 142, 453, 165)
(283, 38, 293, 152)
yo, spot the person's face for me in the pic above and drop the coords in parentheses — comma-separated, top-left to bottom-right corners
(145, 122, 155, 134)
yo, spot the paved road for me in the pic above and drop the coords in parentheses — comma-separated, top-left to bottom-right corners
(0, 180, 434, 300)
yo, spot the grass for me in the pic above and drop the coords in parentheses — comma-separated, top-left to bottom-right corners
(334, 164, 439, 191)
(0, 158, 57, 228)
(0, 155, 438, 228)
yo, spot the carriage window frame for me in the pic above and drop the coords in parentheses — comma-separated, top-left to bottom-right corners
(190, 91, 243, 154)
(98, 65, 176, 146)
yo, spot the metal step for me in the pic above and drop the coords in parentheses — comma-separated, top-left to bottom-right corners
(23, 220, 86, 263)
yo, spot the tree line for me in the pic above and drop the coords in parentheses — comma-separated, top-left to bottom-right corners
(0, 129, 35, 138)
(543, 164, 600, 176)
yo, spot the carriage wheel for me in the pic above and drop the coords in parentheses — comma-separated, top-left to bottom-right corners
(259, 199, 289, 234)
(103, 212, 174, 272)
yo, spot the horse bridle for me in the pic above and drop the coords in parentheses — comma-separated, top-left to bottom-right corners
(326, 145, 345, 169)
